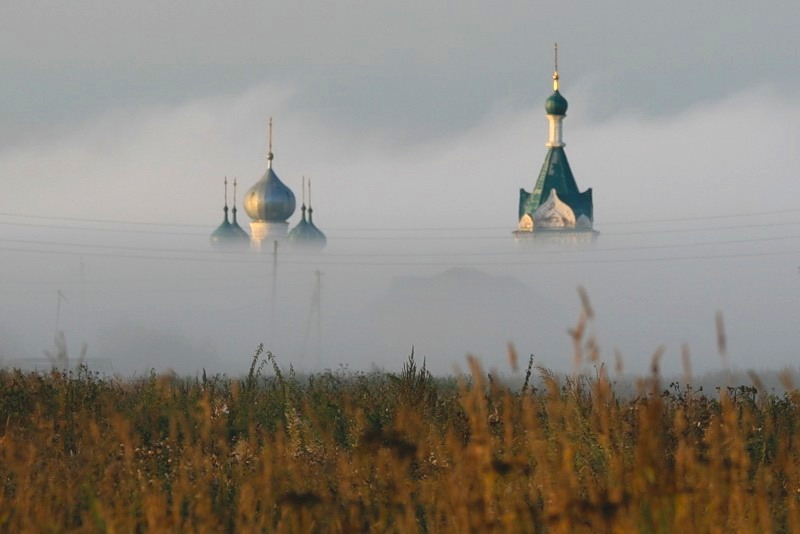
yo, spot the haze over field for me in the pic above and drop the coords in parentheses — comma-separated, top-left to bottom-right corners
(1, 1, 799, 376)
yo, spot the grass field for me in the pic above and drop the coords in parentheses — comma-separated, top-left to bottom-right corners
(1, 312, 799, 532)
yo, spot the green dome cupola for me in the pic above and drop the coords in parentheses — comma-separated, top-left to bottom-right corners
(545, 89, 568, 116)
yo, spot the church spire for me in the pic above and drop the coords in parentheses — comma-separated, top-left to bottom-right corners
(231, 177, 238, 222)
(545, 43, 568, 147)
(229, 177, 249, 243)
(300, 175, 308, 221)
(223, 176, 230, 221)
(307, 178, 314, 223)
(210, 176, 237, 249)
(514, 44, 594, 241)
(267, 116, 274, 169)
(553, 42, 560, 92)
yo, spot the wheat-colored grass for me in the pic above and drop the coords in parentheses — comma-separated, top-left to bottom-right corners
(1, 331, 798, 532)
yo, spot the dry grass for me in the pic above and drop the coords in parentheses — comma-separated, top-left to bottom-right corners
(1, 324, 799, 532)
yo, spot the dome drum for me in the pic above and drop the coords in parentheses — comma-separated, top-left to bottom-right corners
(249, 221, 290, 251)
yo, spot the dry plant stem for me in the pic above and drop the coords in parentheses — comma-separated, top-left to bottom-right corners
(0, 338, 797, 532)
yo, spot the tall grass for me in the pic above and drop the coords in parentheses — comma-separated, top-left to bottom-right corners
(1, 326, 799, 531)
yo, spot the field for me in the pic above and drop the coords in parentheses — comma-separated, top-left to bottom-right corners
(2, 316, 800, 532)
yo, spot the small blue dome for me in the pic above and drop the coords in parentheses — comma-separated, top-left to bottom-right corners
(229, 206, 250, 240)
(287, 206, 326, 251)
(545, 90, 568, 116)
(243, 158, 296, 223)
(210, 207, 248, 250)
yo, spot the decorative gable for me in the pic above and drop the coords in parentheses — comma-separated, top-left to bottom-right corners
(533, 189, 576, 228)
(518, 213, 534, 232)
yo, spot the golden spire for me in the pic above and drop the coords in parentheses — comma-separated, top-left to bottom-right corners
(553, 42, 560, 91)
(267, 116, 274, 166)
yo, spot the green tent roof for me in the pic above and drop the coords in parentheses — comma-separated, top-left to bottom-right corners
(519, 146, 593, 222)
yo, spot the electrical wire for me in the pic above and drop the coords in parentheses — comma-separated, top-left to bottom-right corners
(1, 231, 799, 258)
(1, 243, 798, 267)
(2, 206, 800, 234)
(3, 217, 800, 240)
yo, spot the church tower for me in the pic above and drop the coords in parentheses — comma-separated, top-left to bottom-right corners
(514, 44, 596, 241)
(243, 118, 297, 251)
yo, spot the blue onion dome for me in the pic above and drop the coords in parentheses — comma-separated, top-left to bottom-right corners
(545, 90, 568, 115)
(229, 178, 250, 244)
(210, 206, 235, 249)
(211, 178, 249, 250)
(210, 208, 248, 250)
(243, 152, 296, 222)
(230, 206, 249, 239)
(306, 206, 327, 247)
(288, 204, 326, 250)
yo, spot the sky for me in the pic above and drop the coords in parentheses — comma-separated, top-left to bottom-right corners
(1, 1, 800, 378)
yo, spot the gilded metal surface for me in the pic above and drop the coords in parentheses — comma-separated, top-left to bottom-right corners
(243, 167, 296, 222)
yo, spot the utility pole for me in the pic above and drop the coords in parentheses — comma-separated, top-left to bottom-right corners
(54, 290, 68, 338)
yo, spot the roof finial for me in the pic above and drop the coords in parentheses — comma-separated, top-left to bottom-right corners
(222, 176, 230, 222)
(553, 42, 560, 91)
(267, 116, 274, 167)
(308, 178, 314, 221)
(301, 176, 307, 219)
(231, 177, 239, 224)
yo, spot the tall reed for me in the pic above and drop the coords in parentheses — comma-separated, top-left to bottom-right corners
(0, 330, 797, 531)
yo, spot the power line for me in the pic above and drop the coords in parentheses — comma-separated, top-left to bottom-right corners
(602, 220, 800, 236)
(0, 237, 246, 256)
(1, 243, 798, 267)
(600, 208, 800, 226)
(4, 217, 800, 240)
(1, 231, 799, 258)
(2, 206, 800, 234)
(0, 220, 208, 236)
(0, 211, 205, 228)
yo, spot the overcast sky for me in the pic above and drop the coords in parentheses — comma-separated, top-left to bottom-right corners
(1, 1, 800, 377)
(2, 0, 799, 134)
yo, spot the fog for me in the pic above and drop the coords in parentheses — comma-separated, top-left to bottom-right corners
(1, 78, 799, 377)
